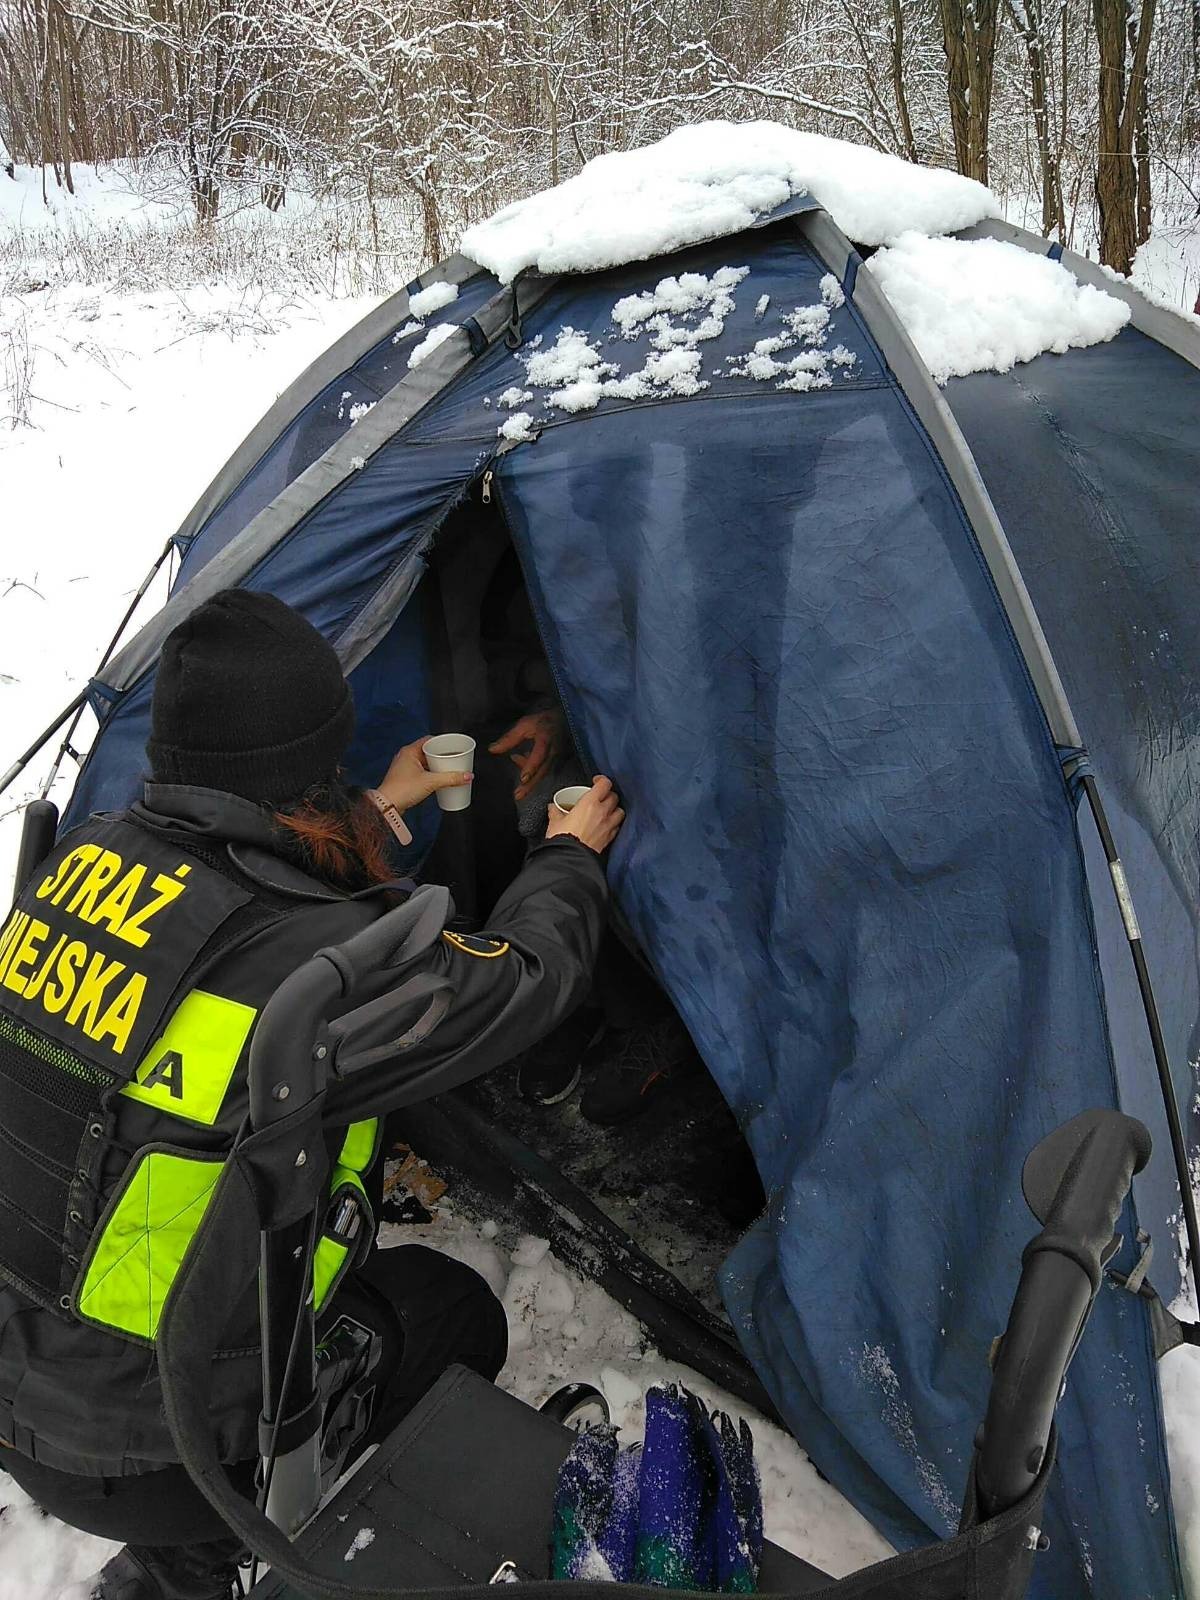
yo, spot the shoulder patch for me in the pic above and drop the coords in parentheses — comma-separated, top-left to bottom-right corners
(442, 931, 510, 960)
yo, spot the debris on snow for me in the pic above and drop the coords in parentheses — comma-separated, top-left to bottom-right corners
(867, 232, 1131, 383)
(407, 280, 460, 319)
(408, 321, 459, 368)
(498, 411, 537, 442)
(460, 120, 999, 282)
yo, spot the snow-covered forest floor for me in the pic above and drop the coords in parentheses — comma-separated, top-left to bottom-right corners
(3, 160, 1200, 1599)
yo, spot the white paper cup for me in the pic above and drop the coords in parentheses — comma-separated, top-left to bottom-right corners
(552, 784, 591, 816)
(424, 734, 476, 811)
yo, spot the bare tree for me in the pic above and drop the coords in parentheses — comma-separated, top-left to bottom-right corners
(936, 0, 1001, 181)
(1007, 0, 1067, 236)
(1093, 0, 1156, 271)
(0, 0, 1194, 277)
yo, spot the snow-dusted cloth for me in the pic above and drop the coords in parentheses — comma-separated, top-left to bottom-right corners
(551, 1385, 763, 1592)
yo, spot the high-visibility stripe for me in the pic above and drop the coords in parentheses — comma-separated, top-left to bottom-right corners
(337, 1117, 380, 1171)
(121, 990, 257, 1126)
(81, 1078, 378, 1341)
(76, 1148, 223, 1340)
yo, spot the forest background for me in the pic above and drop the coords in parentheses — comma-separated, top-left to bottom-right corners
(1, 0, 1197, 291)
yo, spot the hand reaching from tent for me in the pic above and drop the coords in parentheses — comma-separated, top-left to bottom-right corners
(377, 737, 473, 811)
(489, 709, 565, 800)
(546, 776, 624, 854)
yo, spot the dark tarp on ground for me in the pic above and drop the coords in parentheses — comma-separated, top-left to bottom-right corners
(63, 224, 1196, 1600)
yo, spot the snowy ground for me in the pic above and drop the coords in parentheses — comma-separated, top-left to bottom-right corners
(0, 1208, 895, 1600)
(2, 157, 1200, 1598)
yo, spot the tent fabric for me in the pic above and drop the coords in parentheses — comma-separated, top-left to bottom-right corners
(173, 265, 500, 576)
(945, 328, 1200, 1277)
(57, 208, 1200, 1600)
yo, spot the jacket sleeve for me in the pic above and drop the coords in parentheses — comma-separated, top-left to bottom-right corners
(323, 835, 608, 1122)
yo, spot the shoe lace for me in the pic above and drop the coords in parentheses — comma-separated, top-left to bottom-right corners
(611, 1021, 673, 1080)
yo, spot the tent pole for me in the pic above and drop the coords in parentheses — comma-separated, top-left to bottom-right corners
(36, 540, 176, 800)
(0, 541, 174, 803)
(1081, 772, 1200, 1308)
(0, 691, 89, 796)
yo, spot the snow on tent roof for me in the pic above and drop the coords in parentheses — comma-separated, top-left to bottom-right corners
(460, 120, 1000, 282)
(866, 231, 1133, 383)
(459, 120, 1142, 384)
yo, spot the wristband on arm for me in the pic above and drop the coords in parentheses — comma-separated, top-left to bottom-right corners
(365, 787, 414, 847)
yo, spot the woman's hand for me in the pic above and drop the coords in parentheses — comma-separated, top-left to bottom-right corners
(489, 709, 565, 800)
(545, 775, 624, 854)
(377, 738, 473, 812)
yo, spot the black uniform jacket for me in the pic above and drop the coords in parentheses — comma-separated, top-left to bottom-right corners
(0, 782, 607, 1475)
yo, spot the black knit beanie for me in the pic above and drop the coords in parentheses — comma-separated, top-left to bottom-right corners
(147, 590, 355, 806)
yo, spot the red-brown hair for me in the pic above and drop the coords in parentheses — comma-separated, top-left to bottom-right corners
(274, 781, 395, 889)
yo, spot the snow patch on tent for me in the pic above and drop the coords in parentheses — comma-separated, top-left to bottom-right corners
(493, 263, 858, 418)
(408, 321, 459, 368)
(337, 392, 375, 424)
(343, 1527, 376, 1563)
(858, 1343, 957, 1531)
(516, 322, 711, 413)
(868, 232, 1132, 383)
(408, 280, 460, 319)
(391, 280, 460, 346)
(460, 121, 999, 282)
(611, 265, 748, 347)
(727, 273, 856, 392)
(498, 411, 537, 442)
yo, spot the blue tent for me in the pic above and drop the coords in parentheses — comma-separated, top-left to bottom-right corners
(47, 194, 1200, 1599)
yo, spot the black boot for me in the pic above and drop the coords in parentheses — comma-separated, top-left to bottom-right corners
(92, 1538, 241, 1600)
(579, 1013, 700, 1125)
(515, 1008, 603, 1105)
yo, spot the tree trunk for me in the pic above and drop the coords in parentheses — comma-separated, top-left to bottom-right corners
(1093, 0, 1155, 274)
(1007, 0, 1065, 238)
(888, 0, 918, 163)
(937, 0, 999, 182)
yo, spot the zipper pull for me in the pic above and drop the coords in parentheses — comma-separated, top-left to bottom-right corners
(481, 470, 493, 506)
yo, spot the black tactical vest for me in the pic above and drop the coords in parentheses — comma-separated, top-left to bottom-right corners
(0, 815, 280, 1330)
